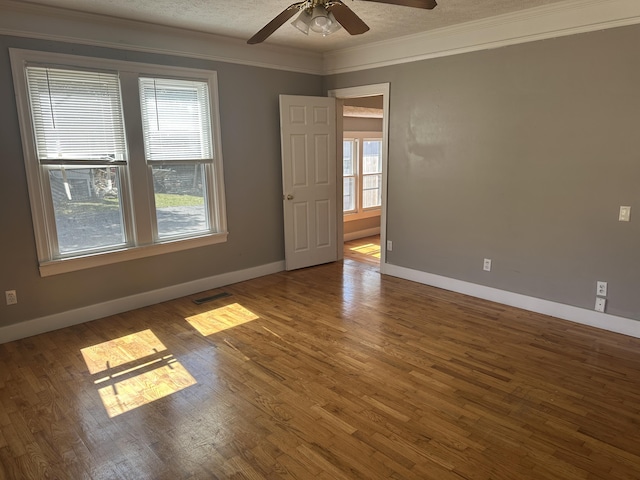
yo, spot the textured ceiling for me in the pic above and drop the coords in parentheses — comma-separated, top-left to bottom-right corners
(17, 0, 573, 52)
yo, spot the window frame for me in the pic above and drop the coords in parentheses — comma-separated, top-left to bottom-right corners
(343, 131, 383, 221)
(10, 49, 228, 277)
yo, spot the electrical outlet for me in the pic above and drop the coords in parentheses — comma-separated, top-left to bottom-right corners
(5, 290, 17, 305)
(596, 281, 607, 297)
(386, 240, 393, 251)
(483, 258, 492, 272)
(595, 297, 606, 313)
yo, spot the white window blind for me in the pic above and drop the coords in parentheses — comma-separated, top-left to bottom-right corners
(25, 66, 127, 164)
(139, 78, 213, 162)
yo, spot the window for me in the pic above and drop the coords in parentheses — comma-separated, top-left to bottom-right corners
(139, 78, 214, 239)
(26, 66, 129, 256)
(362, 139, 382, 209)
(11, 49, 227, 276)
(343, 133, 383, 218)
(343, 139, 356, 212)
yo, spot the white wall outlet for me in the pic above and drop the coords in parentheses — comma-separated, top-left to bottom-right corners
(596, 281, 607, 297)
(595, 297, 606, 313)
(5, 290, 17, 305)
(619, 206, 631, 222)
(483, 258, 492, 271)
(386, 240, 393, 251)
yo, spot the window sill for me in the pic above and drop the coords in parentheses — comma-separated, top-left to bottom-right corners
(39, 232, 228, 277)
(344, 209, 381, 222)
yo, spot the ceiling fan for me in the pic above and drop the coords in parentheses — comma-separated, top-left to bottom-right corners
(247, 0, 437, 45)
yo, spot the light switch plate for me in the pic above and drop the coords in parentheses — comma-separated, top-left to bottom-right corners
(619, 206, 631, 222)
(483, 258, 492, 271)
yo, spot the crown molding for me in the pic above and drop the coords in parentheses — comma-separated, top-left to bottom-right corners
(2, 0, 640, 77)
(323, 0, 640, 75)
(0, 0, 323, 75)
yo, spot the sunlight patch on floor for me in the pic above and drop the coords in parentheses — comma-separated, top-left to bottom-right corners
(96, 357, 196, 418)
(350, 243, 381, 258)
(81, 329, 196, 418)
(186, 302, 259, 336)
(81, 329, 167, 374)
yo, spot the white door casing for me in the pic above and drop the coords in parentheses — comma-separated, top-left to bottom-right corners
(280, 95, 337, 271)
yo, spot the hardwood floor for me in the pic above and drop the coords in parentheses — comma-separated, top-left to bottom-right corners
(1, 257, 640, 479)
(344, 235, 380, 268)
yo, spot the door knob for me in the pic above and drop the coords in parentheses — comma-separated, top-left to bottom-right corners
(286, 194, 294, 200)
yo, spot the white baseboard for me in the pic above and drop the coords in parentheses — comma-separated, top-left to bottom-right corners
(5, 259, 637, 344)
(343, 227, 381, 242)
(381, 263, 640, 339)
(0, 261, 285, 344)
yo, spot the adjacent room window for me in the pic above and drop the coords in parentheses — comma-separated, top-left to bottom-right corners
(361, 139, 383, 209)
(11, 49, 227, 276)
(343, 139, 357, 213)
(343, 133, 383, 217)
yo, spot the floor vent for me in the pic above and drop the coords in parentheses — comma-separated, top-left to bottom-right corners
(193, 292, 231, 305)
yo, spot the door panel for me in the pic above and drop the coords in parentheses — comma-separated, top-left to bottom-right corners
(293, 202, 310, 252)
(315, 199, 331, 247)
(291, 134, 308, 187)
(314, 134, 330, 184)
(280, 95, 337, 270)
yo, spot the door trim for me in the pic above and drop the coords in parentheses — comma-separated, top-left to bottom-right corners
(328, 83, 390, 271)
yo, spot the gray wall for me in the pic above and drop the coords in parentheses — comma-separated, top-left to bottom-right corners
(0, 35, 323, 326)
(3, 23, 640, 328)
(326, 25, 640, 321)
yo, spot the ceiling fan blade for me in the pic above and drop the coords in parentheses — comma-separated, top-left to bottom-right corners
(326, 1, 370, 35)
(359, 0, 437, 9)
(247, 2, 306, 44)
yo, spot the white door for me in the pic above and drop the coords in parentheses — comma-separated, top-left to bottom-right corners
(280, 95, 337, 271)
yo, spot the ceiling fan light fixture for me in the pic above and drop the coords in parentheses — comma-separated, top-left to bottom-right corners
(323, 11, 342, 36)
(309, 6, 341, 36)
(249, 0, 434, 45)
(291, 9, 312, 35)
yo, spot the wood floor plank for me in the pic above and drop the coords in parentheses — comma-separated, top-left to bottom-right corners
(0, 238, 640, 478)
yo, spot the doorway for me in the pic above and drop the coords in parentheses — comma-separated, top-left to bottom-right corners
(329, 84, 389, 270)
